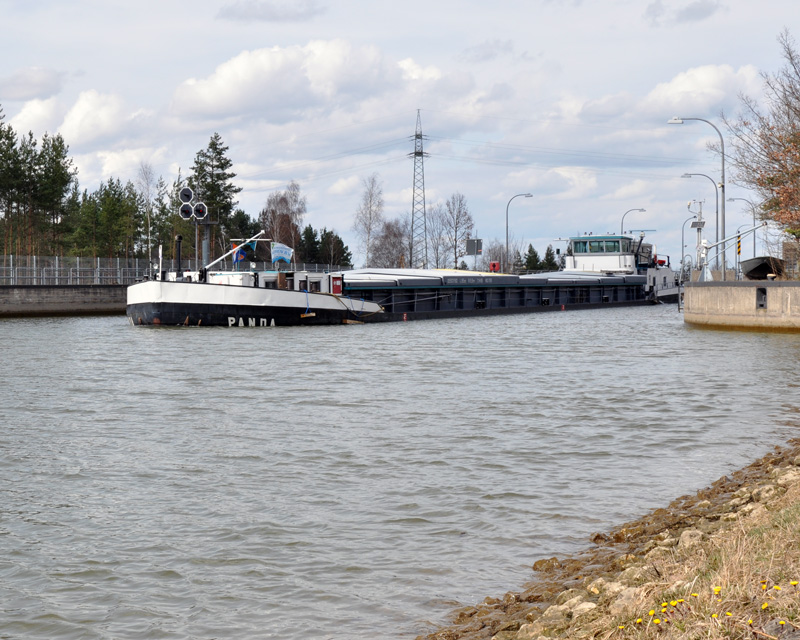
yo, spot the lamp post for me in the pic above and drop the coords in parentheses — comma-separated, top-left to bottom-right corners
(668, 116, 726, 280)
(728, 197, 758, 257)
(505, 193, 532, 272)
(620, 207, 646, 235)
(681, 214, 696, 283)
(682, 173, 718, 267)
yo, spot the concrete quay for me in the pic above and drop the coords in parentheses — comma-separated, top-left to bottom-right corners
(683, 280, 800, 331)
(0, 285, 126, 318)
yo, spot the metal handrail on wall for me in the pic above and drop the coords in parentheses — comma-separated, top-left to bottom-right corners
(0, 256, 346, 286)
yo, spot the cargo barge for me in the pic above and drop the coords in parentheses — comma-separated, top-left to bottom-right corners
(127, 231, 677, 327)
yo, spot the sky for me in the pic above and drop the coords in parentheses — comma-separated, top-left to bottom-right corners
(1, 0, 796, 265)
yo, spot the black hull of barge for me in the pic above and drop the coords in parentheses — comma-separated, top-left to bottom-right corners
(127, 302, 360, 326)
(128, 297, 652, 327)
(366, 299, 651, 322)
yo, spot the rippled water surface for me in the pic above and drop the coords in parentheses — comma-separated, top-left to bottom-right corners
(2, 306, 799, 639)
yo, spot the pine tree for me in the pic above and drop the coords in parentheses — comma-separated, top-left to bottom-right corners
(188, 133, 242, 245)
(319, 228, 352, 267)
(524, 244, 541, 271)
(0, 109, 21, 255)
(38, 133, 76, 253)
(298, 224, 320, 263)
(542, 244, 560, 271)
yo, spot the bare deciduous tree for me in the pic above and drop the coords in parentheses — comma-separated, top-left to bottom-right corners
(478, 239, 504, 271)
(426, 203, 450, 268)
(371, 216, 410, 268)
(443, 192, 474, 268)
(136, 161, 156, 261)
(259, 180, 306, 252)
(353, 173, 384, 267)
(724, 30, 800, 238)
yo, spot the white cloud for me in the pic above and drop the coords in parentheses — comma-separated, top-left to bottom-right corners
(59, 90, 127, 145)
(69, 146, 171, 192)
(328, 175, 359, 196)
(640, 64, 761, 115)
(609, 179, 651, 200)
(94, 149, 150, 182)
(171, 40, 399, 121)
(549, 167, 599, 200)
(579, 92, 636, 123)
(398, 58, 442, 83)
(0, 66, 64, 101)
(8, 98, 62, 137)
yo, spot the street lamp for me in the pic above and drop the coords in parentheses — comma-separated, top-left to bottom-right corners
(681, 214, 696, 283)
(728, 197, 758, 257)
(620, 207, 646, 235)
(668, 116, 727, 280)
(682, 173, 719, 267)
(505, 193, 532, 272)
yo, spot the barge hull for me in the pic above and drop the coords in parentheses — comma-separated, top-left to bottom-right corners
(126, 301, 360, 326)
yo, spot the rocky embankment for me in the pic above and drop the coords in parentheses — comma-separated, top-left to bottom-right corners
(418, 439, 800, 640)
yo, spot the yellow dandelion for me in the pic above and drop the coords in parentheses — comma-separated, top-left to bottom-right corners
(712, 613, 718, 619)
(774, 585, 782, 591)
(677, 599, 684, 603)
(726, 612, 732, 617)
(654, 618, 661, 624)
(691, 593, 699, 597)
(661, 602, 668, 607)
(636, 618, 643, 624)
(780, 621, 786, 626)
(649, 609, 655, 616)
(618, 625, 625, 629)
(762, 585, 767, 590)
(661, 608, 667, 613)
(748, 619, 753, 625)
(762, 603, 769, 610)
(791, 580, 798, 586)
(670, 600, 677, 606)
(713, 586, 721, 593)
(761, 580, 767, 584)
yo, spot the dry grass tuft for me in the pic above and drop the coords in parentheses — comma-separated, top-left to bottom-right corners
(610, 486, 800, 640)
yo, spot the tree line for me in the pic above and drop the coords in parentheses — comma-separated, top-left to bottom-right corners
(351, 172, 559, 271)
(0, 111, 352, 265)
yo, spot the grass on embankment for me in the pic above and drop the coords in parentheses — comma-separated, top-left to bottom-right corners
(606, 482, 800, 640)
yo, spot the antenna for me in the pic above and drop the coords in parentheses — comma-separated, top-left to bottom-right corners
(408, 110, 429, 268)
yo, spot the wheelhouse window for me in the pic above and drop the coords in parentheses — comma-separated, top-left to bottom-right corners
(571, 237, 629, 254)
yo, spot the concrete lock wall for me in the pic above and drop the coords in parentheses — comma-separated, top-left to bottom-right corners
(684, 281, 800, 331)
(0, 285, 127, 318)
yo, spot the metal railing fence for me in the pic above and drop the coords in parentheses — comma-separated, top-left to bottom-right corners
(0, 256, 345, 286)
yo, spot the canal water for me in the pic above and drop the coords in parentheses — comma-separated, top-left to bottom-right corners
(2, 306, 799, 639)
